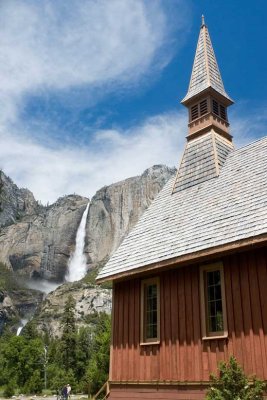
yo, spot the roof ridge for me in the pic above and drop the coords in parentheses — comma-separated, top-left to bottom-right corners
(234, 135, 267, 152)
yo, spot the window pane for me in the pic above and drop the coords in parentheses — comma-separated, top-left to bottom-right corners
(216, 312, 223, 331)
(207, 285, 215, 301)
(207, 271, 214, 286)
(208, 300, 216, 317)
(206, 270, 224, 333)
(213, 270, 221, 285)
(144, 282, 158, 340)
(215, 285, 222, 302)
(209, 316, 217, 332)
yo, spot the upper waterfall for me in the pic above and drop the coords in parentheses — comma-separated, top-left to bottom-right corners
(66, 202, 90, 282)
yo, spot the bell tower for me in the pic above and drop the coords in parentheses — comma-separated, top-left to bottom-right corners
(173, 16, 234, 194)
(181, 16, 233, 141)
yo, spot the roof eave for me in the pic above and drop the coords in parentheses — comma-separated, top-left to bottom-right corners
(181, 86, 234, 107)
(96, 232, 267, 284)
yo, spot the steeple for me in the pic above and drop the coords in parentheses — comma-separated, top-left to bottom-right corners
(182, 15, 233, 105)
(172, 17, 234, 194)
(181, 16, 234, 141)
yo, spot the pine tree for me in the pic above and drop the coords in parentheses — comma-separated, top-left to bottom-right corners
(86, 313, 111, 395)
(60, 295, 77, 371)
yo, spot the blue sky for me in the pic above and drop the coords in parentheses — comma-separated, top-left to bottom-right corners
(0, 0, 266, 203)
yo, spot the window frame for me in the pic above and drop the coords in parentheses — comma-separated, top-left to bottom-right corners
(140, 277, 160, 345)
(199, 262, 228, 340)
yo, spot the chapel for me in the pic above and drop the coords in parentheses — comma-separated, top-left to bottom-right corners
(97, 16, 267, 400)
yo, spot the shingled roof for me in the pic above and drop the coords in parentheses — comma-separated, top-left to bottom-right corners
(172, 131, 233, 193)
(97, 137, 267, 282)
(182, 16, 233, 104)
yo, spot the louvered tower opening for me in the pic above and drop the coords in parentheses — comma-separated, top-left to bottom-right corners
(212, 100, 228, 121)
(190, 99, 208, 122)
(200, 99, 208, 115)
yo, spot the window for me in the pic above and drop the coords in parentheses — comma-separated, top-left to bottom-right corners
(200, 263, 227, 339)
(141, 278, 160, 344)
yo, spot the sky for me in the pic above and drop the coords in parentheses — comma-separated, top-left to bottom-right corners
(0, 0, 266, 204)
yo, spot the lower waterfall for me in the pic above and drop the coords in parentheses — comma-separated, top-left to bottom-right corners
(16, 319, 28, 336)
(65, 202, 90, 282)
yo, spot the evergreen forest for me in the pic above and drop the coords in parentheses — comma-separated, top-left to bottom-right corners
(0, 295, 111, 397)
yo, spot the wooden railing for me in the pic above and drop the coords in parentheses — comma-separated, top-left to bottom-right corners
(92, 381, 110, 400)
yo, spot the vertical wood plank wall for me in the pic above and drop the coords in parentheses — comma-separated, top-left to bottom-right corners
(111, 247, 267, 383)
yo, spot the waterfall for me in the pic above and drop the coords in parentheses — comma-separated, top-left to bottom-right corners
(16, 318, 28, 336)
(66, 202, 90, 282)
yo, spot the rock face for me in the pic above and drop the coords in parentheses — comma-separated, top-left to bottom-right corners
(0, 288, 43, 334)
(0, 290, 17, 333)
(85, 165, 176, 267)
(0, 171, 38, 228)
(0, 195, 88, 281)
(34, 281, 112, 337)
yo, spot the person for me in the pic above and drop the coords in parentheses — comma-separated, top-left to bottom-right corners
(61, 385, 68, 400)
(67, 384, 71, 399)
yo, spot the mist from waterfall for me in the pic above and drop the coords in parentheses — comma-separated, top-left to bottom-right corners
(26, 279, 60, 294)
(66, 202, 90, 282)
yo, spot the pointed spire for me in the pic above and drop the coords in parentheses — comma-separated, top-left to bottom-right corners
(172, 17, 234, 193)
(181, 17, 233, 105)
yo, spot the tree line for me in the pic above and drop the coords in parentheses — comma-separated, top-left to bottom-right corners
(0, 295, 111, 397)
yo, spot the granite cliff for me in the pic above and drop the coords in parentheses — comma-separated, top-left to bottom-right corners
(0, 170, 38, 228)
(0, 171, 88, 281)
(85, 165, 175, 268)
(0, 288, 44, 334)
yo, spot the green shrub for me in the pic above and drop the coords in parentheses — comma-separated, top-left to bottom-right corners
(3, 380, 15, 398)
(206, 356, 266, 400)
(23, 370, 43, 394)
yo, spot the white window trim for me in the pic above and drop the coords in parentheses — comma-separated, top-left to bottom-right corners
(140, 277, 160, 345)
(200, 262, 228, 340)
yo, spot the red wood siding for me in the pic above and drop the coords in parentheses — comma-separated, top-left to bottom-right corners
(108, 383, 207, 399)
(110, 247, 267, 385)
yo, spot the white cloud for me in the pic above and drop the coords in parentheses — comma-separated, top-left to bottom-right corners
(0, 0, 188, 103)
(0, 111, 187, 203)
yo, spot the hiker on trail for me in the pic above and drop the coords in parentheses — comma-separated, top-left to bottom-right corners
(62, 385, 68, 400)
(67, 384, 71, 399)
